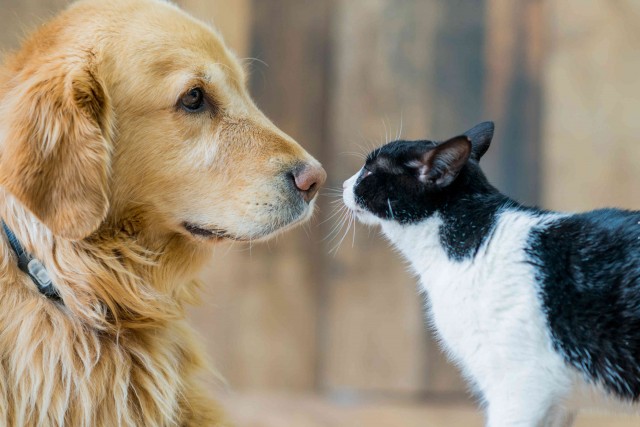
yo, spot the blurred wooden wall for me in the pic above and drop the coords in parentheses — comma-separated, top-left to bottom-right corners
(543, 0, 640, 211)
(1, 0, 638, 404)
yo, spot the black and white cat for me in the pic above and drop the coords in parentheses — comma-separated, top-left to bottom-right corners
(342, 122, 640, 427)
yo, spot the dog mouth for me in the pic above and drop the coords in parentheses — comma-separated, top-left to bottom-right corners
(182, 222, 239, 240)
(182, 198, 314, 242)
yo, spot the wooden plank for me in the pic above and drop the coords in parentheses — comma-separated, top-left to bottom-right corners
(483, 0, 544, 205)
(323, 0, 486, 395)
(426, 0, 489, 394)
(188, 0, 333, 391)
(430, 0, 487, 136)
(543, 0, 640, 211)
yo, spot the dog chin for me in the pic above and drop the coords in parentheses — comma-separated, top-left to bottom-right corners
(186, 198, 316, 243)
(251, 198, 316, 241)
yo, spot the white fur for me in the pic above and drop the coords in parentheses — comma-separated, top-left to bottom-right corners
(389, 212, 574, 427)
(343, 172, 636, 427)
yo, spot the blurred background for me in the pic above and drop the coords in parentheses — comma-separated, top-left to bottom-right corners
(2, 1, 640, 426)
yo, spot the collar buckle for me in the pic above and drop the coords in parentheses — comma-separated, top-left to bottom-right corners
(2, 219, 61, 301)
(27, 258, 53, 288)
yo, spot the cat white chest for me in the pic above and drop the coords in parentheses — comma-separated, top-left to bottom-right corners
(382, 211, 565, 393)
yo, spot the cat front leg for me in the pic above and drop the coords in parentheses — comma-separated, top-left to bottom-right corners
(546, 409, 576, 427)
(483, 385, 573, 427)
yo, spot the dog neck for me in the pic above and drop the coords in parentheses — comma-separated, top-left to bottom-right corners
(0, 190, 211, 333)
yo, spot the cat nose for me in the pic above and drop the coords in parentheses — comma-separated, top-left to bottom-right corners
(342, 180, 348, 190)
(292, 163, 326, 203)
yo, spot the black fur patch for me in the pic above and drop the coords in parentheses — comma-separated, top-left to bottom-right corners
(438, 192, 509, 260)
(527, 210, 640, 400)
(353, 139, 518, 260)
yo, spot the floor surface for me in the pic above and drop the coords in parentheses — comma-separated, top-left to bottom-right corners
(220, 393, 640, 427)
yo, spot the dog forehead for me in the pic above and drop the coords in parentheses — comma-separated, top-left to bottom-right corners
(116, 9, 239, 66)
(89, 3, 247, 97)
(62, 0, 241, 76)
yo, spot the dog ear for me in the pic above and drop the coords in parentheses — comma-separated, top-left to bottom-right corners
(0, 55, 113, 240)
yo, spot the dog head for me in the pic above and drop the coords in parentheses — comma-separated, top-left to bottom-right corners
(0, 0, 325, 243)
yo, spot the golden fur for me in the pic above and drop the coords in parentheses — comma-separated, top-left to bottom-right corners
(0, 0, 325, 425)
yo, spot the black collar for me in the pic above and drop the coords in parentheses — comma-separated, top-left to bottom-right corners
(2, 220, 61, 301)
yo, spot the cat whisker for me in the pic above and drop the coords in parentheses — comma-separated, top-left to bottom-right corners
(323, 186, 345, 192)
(323, 197, 346, 205)
(319, 204, 348, 226)
(387, 198, 395, 220)
(321, 188, 344, 195)
(323, 205, 354, 252)
(338, 151, 367, 159)
(322, 191, 339, 197)
(319, 191, 345, 199)
(394, 115, 400, 141)
(351, 214, 357, 248)
(329, 209, 355, 256)
(382, 117, 389, 146)
(322, 205, 350, 237)
(324, 212, 349, 244)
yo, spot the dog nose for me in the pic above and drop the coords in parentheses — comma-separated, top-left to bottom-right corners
(292, 164, 327, 202)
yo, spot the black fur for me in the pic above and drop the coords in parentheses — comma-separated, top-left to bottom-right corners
(528, 210, 640, 399)
(352, 121, 640, 400)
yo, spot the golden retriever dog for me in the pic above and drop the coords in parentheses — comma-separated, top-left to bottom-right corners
(0, 0, 326, 425)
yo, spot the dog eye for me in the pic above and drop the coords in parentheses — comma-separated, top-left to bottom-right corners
(180, 87, 205, 112)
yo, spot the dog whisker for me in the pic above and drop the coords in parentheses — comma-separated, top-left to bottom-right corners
(241, 57, 269, 68)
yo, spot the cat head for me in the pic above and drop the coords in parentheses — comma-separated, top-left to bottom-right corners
(343, 121, 495, 225)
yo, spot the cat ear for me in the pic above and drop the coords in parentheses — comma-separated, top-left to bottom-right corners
(415, 136, 471, 187)
(464, 121, 494, 160)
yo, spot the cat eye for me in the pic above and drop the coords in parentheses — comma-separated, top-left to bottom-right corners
(180, 87, 206, 112)
(362, 169, 373, 178)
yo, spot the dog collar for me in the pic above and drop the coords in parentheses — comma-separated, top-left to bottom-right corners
(1, 220, 61, 301)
